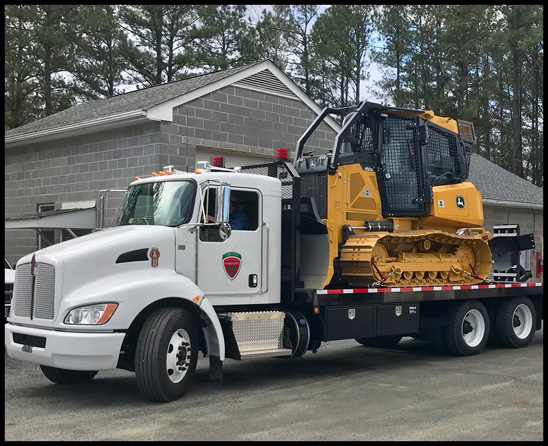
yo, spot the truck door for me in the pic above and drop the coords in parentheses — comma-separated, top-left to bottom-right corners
(196, 187, 263, 299)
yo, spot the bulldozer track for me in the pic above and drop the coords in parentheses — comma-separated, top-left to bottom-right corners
(339, 229, 492, 287)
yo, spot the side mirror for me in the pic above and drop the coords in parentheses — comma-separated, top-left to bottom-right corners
(215, 185, 231, 223)
(219, 222, 232, 240)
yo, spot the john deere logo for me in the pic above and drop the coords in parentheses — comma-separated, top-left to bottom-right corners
(223, 252, 242, 280)
(456, 196, 466, 209)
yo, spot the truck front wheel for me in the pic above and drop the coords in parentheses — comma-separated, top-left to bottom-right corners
(135, 307, 199, 402)
(495, 297, 536, 348)
(40, 365, 97, 384)
(444, 300, 489, 356)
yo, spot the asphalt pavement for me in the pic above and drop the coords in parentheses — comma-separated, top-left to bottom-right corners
(5, 327, 543, 441)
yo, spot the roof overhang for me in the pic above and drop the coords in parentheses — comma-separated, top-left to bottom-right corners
(5, 207, 97, 230)
(5, 110, 149, 148)
(483, 198, 543, 211)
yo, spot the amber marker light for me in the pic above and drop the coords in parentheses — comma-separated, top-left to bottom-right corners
(135, 177, 140, 180)
(193, 295, 203, 304)
(166, 171, 173, 175)
(97, 303, 119, 324)
(152, 172, 158, 176)
(159, 171, 165, 175)
(195, 169, 202, 174)
(314, 306, 320, 314)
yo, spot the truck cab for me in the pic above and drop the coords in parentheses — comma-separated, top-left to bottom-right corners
(117, 164, 283, 307)
(5, 161, 288, 401)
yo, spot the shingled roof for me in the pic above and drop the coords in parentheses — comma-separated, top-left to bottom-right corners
(468, 153, 543, 209)
(5, 63, 255, 140)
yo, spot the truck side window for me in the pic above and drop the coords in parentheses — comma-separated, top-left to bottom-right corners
(199, 188, 259, 241)
(230, 190, 259, 231)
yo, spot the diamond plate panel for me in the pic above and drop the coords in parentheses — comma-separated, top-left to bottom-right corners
(230, 311, 285, 352)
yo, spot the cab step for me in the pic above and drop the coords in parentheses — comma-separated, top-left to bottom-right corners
(220, 311, 293, 360)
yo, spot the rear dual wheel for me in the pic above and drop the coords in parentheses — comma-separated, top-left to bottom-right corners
(443, 299, 489, 356)
(495, 297, 536, 348)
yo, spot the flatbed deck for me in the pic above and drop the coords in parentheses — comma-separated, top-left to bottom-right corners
(313, 282, 543, 305)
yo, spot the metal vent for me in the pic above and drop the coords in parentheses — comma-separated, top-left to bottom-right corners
(458, 120, 476, 142)
(235, 70, 298, 98)
(13, 262, 55, 320)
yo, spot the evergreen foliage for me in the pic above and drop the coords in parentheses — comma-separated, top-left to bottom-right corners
(4, 4, 543, 186)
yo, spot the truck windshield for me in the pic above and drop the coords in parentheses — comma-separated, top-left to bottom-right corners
(119, 180, 196, 227)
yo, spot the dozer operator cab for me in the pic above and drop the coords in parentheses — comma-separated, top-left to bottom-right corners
(294, 101, 476, 220)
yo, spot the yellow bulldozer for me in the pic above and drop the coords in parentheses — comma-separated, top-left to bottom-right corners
(293, 101, 523, 288)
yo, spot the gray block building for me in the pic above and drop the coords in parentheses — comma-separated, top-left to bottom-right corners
(4, 60, 543, 281)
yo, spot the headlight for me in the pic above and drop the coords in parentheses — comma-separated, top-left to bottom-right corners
(64, 303, 118, 325)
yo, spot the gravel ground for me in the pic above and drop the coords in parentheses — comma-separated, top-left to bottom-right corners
(5, 326, 543, 441)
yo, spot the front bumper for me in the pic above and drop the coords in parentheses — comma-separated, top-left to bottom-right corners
(5, 323, 125, 371)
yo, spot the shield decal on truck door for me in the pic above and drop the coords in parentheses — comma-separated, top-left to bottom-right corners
(223, 252, 242, 280)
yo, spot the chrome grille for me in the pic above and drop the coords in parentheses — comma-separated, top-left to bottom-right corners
(13, 264, 32, 317)
(12, 262, 56, 320)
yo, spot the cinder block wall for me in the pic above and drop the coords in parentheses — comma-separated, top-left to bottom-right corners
(162, 85, 335, 165)
(4, 122, 166, 263)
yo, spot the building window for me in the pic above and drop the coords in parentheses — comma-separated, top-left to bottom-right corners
(37, 204, 55, 249)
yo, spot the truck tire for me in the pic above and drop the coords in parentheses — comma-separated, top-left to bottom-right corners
(283, 310, 310, 357)
(135, 307, 199, 402)
(40, 365, 97, 384)
(495, 297, 536, 348)
(444, 300, 489, 356)
(355, 335, 402, 349)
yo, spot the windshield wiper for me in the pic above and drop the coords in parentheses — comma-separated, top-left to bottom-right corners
(132, 216, 152, 225)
